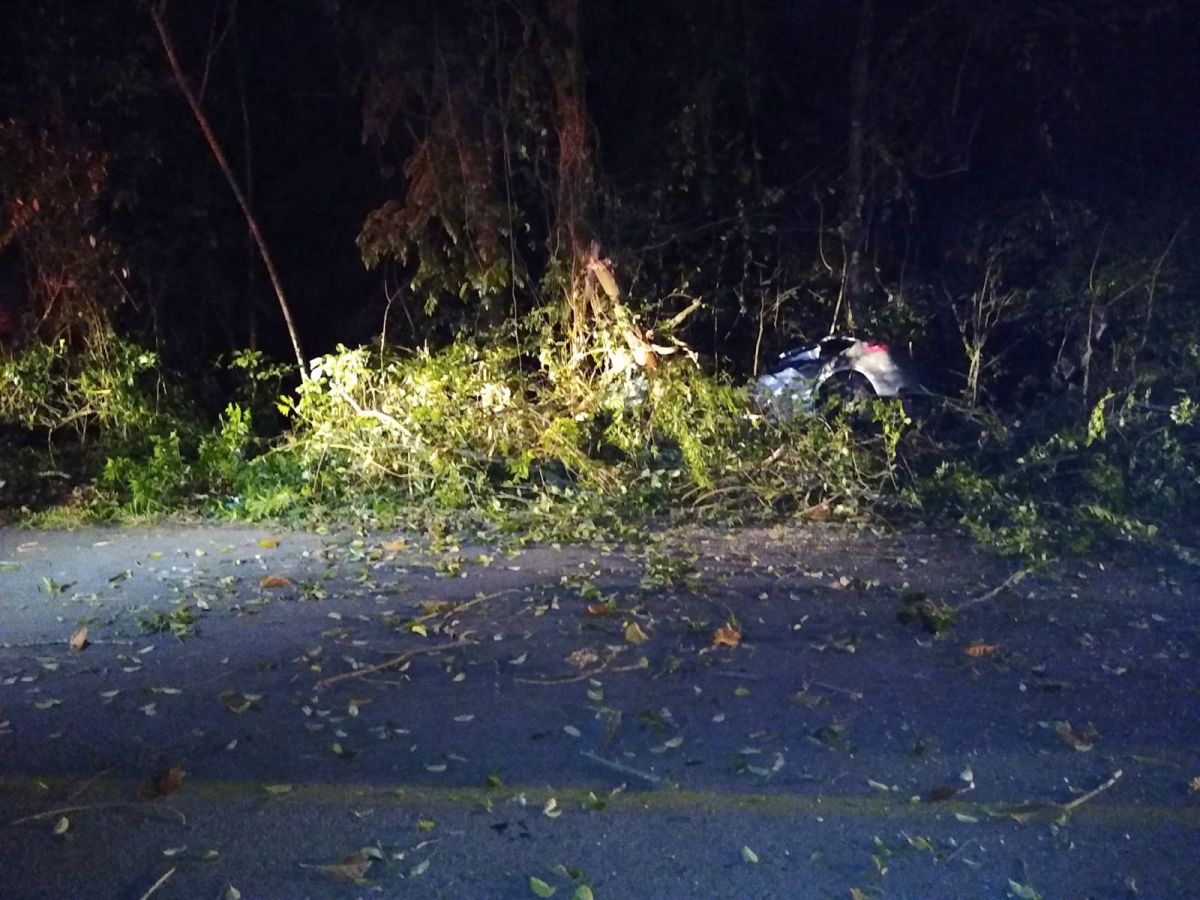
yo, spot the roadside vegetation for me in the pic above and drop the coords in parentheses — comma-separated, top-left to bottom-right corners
(1, 0, 1196, 565)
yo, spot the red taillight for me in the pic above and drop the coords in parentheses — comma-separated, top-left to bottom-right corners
(863, 341, 889, 353)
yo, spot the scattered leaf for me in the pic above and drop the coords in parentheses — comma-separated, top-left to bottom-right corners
(263, 784, 293, 794)
(52, 816, 69, 836)
(257, 538, 279, 549)
(964, 642, 997, 658)
(623, 621, 649, 644)
(68, 627, 89, 652)
(741, 845, 759, 864)
(1189, 776, 1200, 794)
(530, 876, 557, 897)
(1054, 720, 1098, 752)
(410, 858, 430, 877)
(314, 853, 372, 882)
(1007, 879, 1043, 900)
(712, 622, 742, 648)
(927, 785, 960, 802)
(259, 575, 292, 588)
(381, 539, 407, 552)
(570, 887, 594, 900)
(141, 765, 185, 798)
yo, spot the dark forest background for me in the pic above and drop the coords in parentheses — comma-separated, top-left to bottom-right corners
(0, 0, 1197, 555)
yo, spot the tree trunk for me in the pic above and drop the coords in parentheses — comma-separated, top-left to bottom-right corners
(842, 0, 874, 332)
(150, 1, 306, 378)
(546, 0, 595, 356)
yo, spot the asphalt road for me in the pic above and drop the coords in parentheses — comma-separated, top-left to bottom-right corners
(0, 522, 1197, 899)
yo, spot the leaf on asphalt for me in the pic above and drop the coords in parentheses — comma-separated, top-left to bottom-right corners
(570, 886, 594, 900)
(410, 858, 430, 877)
(224, 886, 241, 900)
(964, 642, 997, 658)
(1189, 775, 1200, 794)
(567, 648, 600, 669)
(257, 538, 279, 549)
(381, 539, 407, 552)
(313, 853, 372, 882)
(52, 816, 69, 836)
(259, 575, 292, 588)
(790, 690, 827, 708)
(623, 621, 649, 644)
(1007, 879, 1043, 900)
(530, 876, 557, 897)
(263, 784, 293, 794)
(543, 797, 562, 818)
(927, 784, 961, 802)
(741, 844, 760, 864)
(563, 725, 581, 738)
(141, 765, 185, 798)
(68, 626, 89, 652)
(331, 741, 357, 759)
(34, 699, 62, 710)
(585, 603, 614, 617)
(712, 622, 742, 648)
(1054, 720, 1098, 752)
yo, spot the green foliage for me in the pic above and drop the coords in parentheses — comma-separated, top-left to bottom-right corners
(915, 388, 1199, 562)
(0, 329, 170, 443)
(270, 336, 910, 534)
(135, 606, 198, 640)
(101, 432, 189, 515)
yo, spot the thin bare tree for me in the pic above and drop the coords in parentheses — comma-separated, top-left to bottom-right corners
(150, 0, 307, 378)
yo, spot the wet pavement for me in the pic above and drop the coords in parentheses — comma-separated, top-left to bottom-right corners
(1, 522, 1197, 898)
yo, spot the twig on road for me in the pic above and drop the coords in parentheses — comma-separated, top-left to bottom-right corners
(1006, 768, 1124, 823)
(1061, 768, 1123, 813)
(314, 640, 472, 691)
(580, 750, 663, 785)
(137, 866, 175, 900)
(9, 802, 187, 828)
(67, 768, 113, 803)
(514, 651, 648, 685)
(956, 568, 1029, 611)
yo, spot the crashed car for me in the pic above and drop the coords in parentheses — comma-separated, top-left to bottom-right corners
(754, 335, 919, 419)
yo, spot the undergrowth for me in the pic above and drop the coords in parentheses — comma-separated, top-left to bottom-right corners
(2, 331, 1196, 564)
